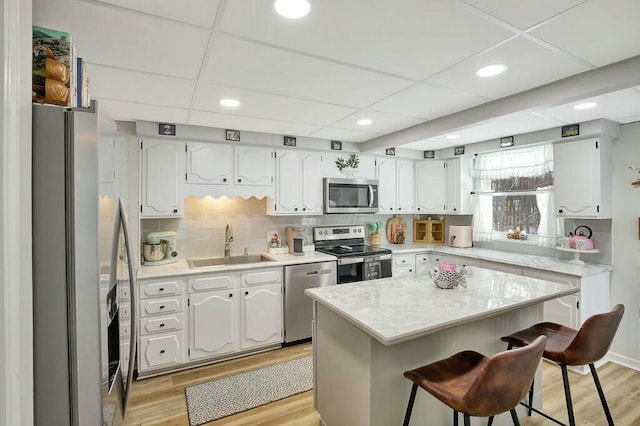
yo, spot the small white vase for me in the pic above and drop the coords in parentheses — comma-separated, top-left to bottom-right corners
(340, 167, 358, 178)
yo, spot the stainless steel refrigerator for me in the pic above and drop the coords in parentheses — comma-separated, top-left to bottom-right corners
(32, 102, 137, 426)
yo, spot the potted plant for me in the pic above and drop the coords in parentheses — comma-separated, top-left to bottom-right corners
(335, 154, 359, 177)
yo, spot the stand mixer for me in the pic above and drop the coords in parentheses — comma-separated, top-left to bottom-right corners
(142, 231, 178, 266)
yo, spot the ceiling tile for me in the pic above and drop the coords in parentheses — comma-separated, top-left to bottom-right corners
(308, 128, 382, 143)
(400, 140, 451, 151)
(462, 0, 587, 30)
(219, 0, 513, 80)
(200, 35, 414, 108)
(192, 83, 357, 126)
(72, 1, 210, 79)
(99, 100, 189, 123)
(427, 36, 589, 99)
(368, 83, 488, 120)
(331, 110, 425, 135)
(89, 64, 195, 108)
(530, 0, 640, 67)
(188, 110, 321, 136)
(471, 111, 567, 136)
(92, 0, 221, 28)
(536, 88, 640, 123)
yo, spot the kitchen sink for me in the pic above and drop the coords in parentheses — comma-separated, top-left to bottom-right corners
(187, 254, 273, 268)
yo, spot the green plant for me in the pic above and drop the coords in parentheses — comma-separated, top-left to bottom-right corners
(335, 154, 359, 171)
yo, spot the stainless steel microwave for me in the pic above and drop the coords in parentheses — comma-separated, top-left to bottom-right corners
(323, 178, 378, 214)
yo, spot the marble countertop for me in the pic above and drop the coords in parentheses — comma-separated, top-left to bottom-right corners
(379, 242, 612, 277)
(137, 251, 337, 280)
(305, 267, 579, 346)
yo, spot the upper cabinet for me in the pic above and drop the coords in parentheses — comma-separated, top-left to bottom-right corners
(376, 158, 414, 214)
(186, 142, 232, 185)
(415, 161, 446, 214)
(99, 136, 128, 199)
(234, 146, 274, 186)
(322, 153, 376, 180)
(445, 157, 473, 215)
(554, 138, 612, 218)
(140, 138, 184, 218)
(268, 150, 323, 215)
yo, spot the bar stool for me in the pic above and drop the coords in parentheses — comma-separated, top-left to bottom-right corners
(501, 304, 624, 426)
(402, 335, 546, 426)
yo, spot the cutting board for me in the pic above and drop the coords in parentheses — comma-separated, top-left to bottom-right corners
(386, 215, 406, 244)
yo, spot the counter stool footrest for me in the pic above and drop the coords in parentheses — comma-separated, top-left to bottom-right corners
(518, 402, 566, 426)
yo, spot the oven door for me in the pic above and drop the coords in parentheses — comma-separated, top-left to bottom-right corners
(324, 178, 378, 214)
(364, 254, 392, 280)
(337, 257, 364, 284)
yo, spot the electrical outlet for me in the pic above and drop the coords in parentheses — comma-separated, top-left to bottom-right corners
(267, 230, 278, 243)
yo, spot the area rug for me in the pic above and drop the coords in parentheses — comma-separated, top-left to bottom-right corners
(184, 355, 313, 426)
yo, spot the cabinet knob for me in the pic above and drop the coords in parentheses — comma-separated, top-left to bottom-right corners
(173, 209, 178, 213)
(158, 287, 164, 292)
(453, 208, 457, 211)
(390, 207, 393, 211)
(294, 208, 298, 211)
(558, 209, 564, 213)
(159, 323, 165, 327)
(159, 305, 165, 309)
(223, 178, 227, 182)
(160, 349, 165, 354)
(303, 208, 306, 211)
(245, 291, 249, 295)
(398, 208, 402, 211)
(229, 293, 233, 298)
(237, 178, 242, 183)
(417, 208, 421, 211)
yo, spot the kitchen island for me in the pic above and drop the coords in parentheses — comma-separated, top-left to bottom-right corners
(305, 267, 579, 426)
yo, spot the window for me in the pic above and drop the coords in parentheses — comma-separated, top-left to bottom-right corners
(472, 144, 558, 247)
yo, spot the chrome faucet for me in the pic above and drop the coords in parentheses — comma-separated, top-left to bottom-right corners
(224, 223, 234, 257)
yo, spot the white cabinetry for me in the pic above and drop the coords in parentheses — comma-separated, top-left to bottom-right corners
(445, 157, 473, 215)
(137, 277, 187, 374)
(140, 138, 184, 218)
(392, 253, 415, 277)
(554, 138, 612, 218)
(268, 150, 323, 215)
(234, 146, 274, 186)
(415, 253, 431, 275)
(415, 161, 446, 214)
(186, 142, 232, 185)
(376, 158, 414, 214)
(189, 290, 238, 359)
(241, 283, 282, 349)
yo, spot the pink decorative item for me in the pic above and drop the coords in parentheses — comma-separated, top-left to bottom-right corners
(569, 225, 594, 250)
(439, 262, 456, 270)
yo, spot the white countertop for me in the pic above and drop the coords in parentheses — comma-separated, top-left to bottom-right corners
(305, 267, 579, 346)
(380, 242, 612, 277)
(137, 251, 337, 280)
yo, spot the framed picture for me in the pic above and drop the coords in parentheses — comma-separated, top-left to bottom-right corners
(159, 123, 176, 136)
(562, 124, 580, 138)
(423, 150, 435, 159)
(454, 145, 465, 155)
(331, 140, 342, 151)
(283, 136, 297, 147)
(385, 147, 396, 156)
(225, 129, 241, 142)
(500, 136, 514, 148)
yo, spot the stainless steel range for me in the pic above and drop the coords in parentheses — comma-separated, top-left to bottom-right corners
(314, 225, 392, 284)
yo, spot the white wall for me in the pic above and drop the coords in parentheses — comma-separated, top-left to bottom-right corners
(1, 0, 34, 424)
(609, 121, 640, 370)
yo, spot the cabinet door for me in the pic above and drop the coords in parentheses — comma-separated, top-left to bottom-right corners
(415, 161, 446, 214)
(186, 142, 232, 185)
(356, 155, 377, 180)
(377, 158, 397, 213)
(235, 146, 274, 186)
(275, 150, 301, 214)
(241, 284, 282, 350)
(543, 295, 579, 329)
(140, 139, 184, 217)
(189, 291, 237, 360)
(139, 332, 184, 371)
(554, 139, 600, 217)
(300, 152, 323, 214)
(445, 158, 461, 214)
(415, 253, 431, 275)
(396, 159, 414, 213)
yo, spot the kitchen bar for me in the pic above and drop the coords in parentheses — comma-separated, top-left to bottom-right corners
(305, 267, 579, 426)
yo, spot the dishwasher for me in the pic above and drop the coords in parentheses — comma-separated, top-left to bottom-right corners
(284, 261, 337, 344)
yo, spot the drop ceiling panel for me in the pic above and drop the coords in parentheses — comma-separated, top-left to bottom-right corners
(99, 99, 189, 123)
(331, 111, 425, 135)
(308, 128, 383, 143)
(90, 0, 221, 28)
(192, 83, 357, 126)
(530, 0, 640, 67)
(219, 0, 514, 80)
(537, 88, 640, 123)
(89, 64, 195, 107)
(368, 83, 489, 120)
(427, 36, 590, 99)
(470, 111, 567, 136)
(188, 110, 321, 136)
(400, 140, 451, 151)
(200, 35, 414, 108)
(461, 0, 588, 30)
(72, 2, 210, 79)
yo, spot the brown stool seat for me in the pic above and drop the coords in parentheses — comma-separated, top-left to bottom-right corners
(402, 335, 546, 425)
(500, 304, 625, 426)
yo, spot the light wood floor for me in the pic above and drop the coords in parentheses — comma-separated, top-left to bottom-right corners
(126, 344, 640, 426)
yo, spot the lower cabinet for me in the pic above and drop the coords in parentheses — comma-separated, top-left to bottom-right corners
(189, 290, 238, 360)
(139, 331, 185, 371)
(392, 253, 415, 276)
(241, 283, 282, 350)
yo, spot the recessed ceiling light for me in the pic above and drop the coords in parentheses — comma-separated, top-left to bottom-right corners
(446, 134, 460, 140)
(219, 98, 240, 107)
(573, 102, 597, 110)
(475, 64, 508, 78)
(275, 0, 310, 19)
(357, 118, 373, 126)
